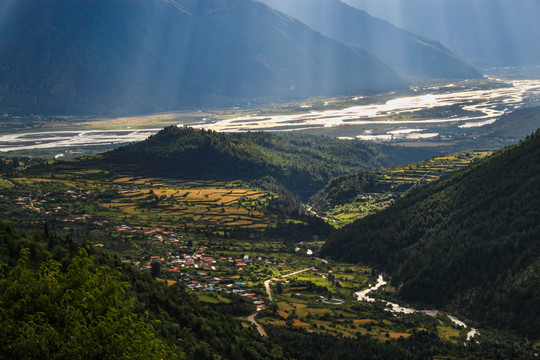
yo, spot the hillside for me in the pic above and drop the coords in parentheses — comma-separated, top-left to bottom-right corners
(344, 0, 540, 67)
(322, 130, 540, 337)
(258, 0, 481, 79)
(310, 151, 489, 226)
(76, 126, 435, 200)
(0, 0, 405, 115)
(0, 222, 282, 359)
(0, 221, 535, 359)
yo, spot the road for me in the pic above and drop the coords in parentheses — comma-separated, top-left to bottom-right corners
(247, 312, 268, 337)
(282, 267, 315, 278)
(250, 267, 316, 337)
(264, 279, 273, 301)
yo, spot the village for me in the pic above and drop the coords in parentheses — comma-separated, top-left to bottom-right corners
(0, 172, 480, 343)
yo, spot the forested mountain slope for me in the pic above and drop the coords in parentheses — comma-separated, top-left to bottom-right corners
(322, 130, 540, 337)
(0, 0, 405, 115)
(0, 222, 283, 359)
(62, 126, 433, 200)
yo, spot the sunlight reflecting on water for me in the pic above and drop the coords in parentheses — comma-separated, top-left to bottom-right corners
(194, 79, 540, 133)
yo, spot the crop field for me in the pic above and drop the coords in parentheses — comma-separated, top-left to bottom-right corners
(375, 151, 491, 185)
(98, 177, 274, 230)
(322, 151, 491, 227)
(257, 261, 463, 341)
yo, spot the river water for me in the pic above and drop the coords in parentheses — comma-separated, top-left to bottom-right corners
(1, 78, 539, 152)
(194, 78, 540, 135)
(355, 275, 479, 342)
(0, 129, 160, 152)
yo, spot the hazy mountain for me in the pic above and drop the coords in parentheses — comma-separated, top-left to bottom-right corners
(323, 130, 540, 336)
(344, 0, 540, 68)
(0, 0, 406, 115)
(258, 0, 481, 79)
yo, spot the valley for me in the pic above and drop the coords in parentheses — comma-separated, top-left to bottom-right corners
(1, 77, 539, 157)
(0, 165, 493, 347)
(1, 128, 538, 358)
(0, 0, 539, 358)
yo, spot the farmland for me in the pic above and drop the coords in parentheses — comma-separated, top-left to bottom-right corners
(0, 158, 486, 346)
(311, 151, 491, 227)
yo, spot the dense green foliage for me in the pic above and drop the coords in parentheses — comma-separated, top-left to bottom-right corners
(0, 248, 177, 359)
(266, 326, 535, 360)
(0, 222, 283, 359)
(323, 130, 540, 337)
(310, 171, 379, 213)
(96, 126, 431, 200)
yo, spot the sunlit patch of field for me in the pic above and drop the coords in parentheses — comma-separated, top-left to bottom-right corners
(92, 177, 275, 230)
(277, 310, 289, 319)
(277, 302, 295, 312)
(438, 325, 461, 343)
(295, 307, 330, 317)
(293, 319, 310, 327)
(13, 178, 78, 187)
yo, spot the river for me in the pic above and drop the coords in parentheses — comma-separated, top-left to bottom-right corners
(194, 78, 540, 136)
(355, 275, 479, 342)
(0, 129, 160, 152)
(1, 78, 539, 152)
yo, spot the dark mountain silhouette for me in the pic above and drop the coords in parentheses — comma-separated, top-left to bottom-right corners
(0, 0, 406, 115)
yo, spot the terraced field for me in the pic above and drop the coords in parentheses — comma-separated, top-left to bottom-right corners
(314, 151, 491, 227)
(101, 177, 273, 230)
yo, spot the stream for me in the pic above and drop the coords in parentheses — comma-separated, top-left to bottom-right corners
(355, 275, 479, 342)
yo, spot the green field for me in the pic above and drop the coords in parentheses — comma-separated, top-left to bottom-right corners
(314, 151, 491, 227)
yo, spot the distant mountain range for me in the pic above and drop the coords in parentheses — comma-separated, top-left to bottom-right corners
(323, 129, 540, 337)
(344, 0, 540, 68)
(0, 0, 406, 115)
(258, 0, 481, 80)
(0, 0, 482, 116)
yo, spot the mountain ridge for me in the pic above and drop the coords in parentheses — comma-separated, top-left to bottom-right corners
(77, 126, 436, 200)
(322, 129, 540, 337)
(0, 0, 406, 115)
(258, 0, 482, 79)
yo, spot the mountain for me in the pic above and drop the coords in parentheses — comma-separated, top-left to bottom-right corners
(257, 0, 481, 80)
(0, 0, 406, 115)
(322, 129, 540, 337)
(344, 0, 540, 68)
(55, 126, 434, 201)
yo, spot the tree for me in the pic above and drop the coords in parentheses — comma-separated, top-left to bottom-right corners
(0, 248, 180, 359)
(151, 260, 161, 278)
(276, 281, 283, 294)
